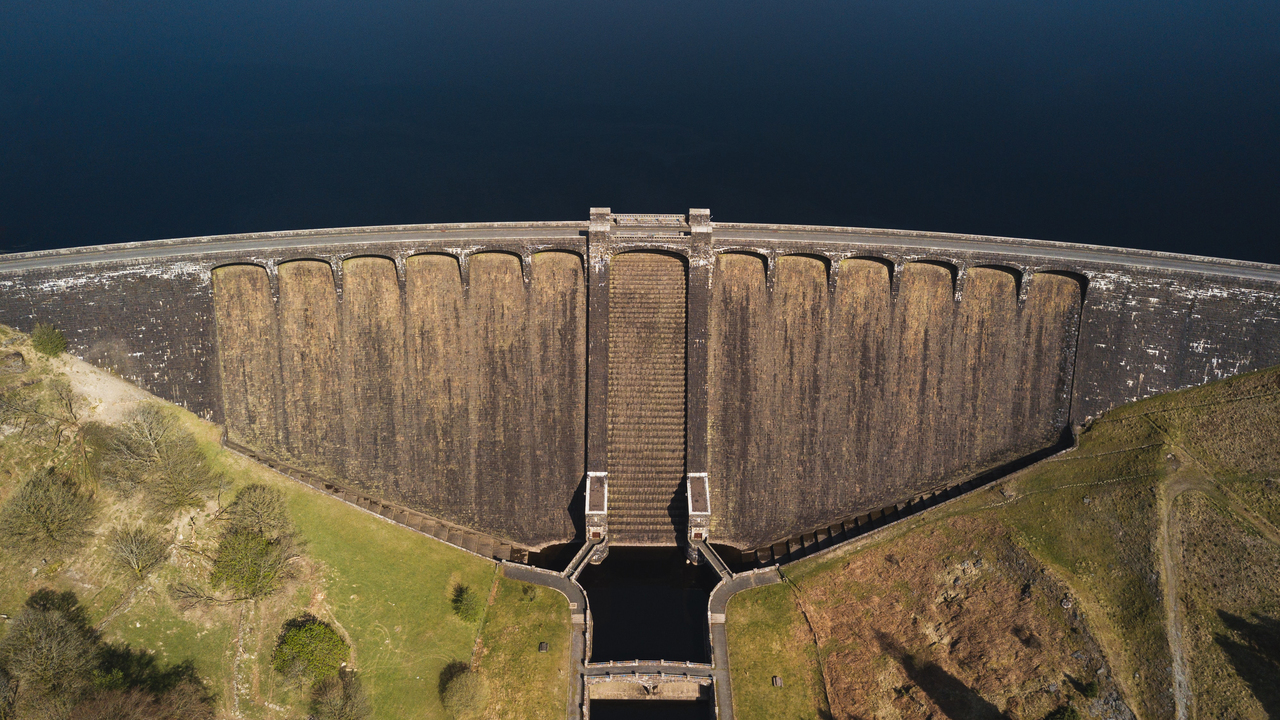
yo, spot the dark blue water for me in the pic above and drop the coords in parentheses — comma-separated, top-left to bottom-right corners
(2, 0, 1277, 263)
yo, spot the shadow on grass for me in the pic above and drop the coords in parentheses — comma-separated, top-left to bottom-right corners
(25, 588, 93, 632)
(876, 632, 1005, 720)
(16, 589, 215, 707)
(95, 646, 206, 696)
(1215, 610, 1280, 716)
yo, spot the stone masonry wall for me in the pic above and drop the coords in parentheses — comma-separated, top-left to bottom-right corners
(212, 252, 586, 548)
(707, 256, 1082, 547)
(1, 219, 1278, 551)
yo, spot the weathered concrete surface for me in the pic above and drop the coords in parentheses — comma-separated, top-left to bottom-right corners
(2, 214, 1278, 552)
(211, 251, 588, 549)
(706, 256, 1082, 547)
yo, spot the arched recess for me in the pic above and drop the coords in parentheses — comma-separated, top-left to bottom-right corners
(526, 250, 588, 541)
(339, 255, 405, 482)
(779, 253, 832, 291)
(971, 264, 1024, 299)
(275, 259, 342, 464)
(715, 250, 768, 276)
(401, 251, 470, 524)
(907, 259, 961, 297)
(210, 263, 281, 452)
(1036, 269, 1089, 305)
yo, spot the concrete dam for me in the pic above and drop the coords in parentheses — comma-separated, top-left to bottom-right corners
(3, 209, 1279, 561)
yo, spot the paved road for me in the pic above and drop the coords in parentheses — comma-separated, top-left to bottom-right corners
(0, 225, 584, 272)
(4, 222, 1277, 284)
(718, 227, 1280, 281)
(501, 562, 590, 720)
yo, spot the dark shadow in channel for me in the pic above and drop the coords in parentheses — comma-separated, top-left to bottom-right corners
(590, 699, 710, 719)
(1214, 610, 1280, 718)
(876, 632, 1006, 720)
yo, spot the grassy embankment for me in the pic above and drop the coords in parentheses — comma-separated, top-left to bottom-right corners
(727, 365, 1280, 720)
(0, 324, 571, 719)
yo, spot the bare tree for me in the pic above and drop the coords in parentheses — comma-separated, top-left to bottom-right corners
(87, 404, 220, 514)
(72, 680, 215, 720)
(0, 378, 81, 451)
(0, 665, 15, 720)
(105, 525, 169, 579)
(311, 669, 371, 720)
(0, 600, 98, 712)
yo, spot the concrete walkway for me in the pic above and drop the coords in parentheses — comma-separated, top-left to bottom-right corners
(585, 660, 714, 678)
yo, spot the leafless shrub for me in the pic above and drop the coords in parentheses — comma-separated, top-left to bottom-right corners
(166, 582, 219, 609)
(311, 669, 371, 720)
(0, 666, 15, 720)
(72, 680, 215, 720)
(0, 467, 97, 559)
(0, 378, 81, 451)
(86, 404, 221, 515)
(106, 525, 169, 579)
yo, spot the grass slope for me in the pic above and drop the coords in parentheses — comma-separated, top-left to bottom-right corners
(0, 325, 572, 719)
(727, 365, 1280, 720)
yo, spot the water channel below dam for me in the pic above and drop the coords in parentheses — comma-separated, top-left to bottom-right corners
(536, 545, 721, 718)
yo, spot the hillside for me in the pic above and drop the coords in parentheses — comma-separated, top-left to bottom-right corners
(0, 324, 571, 719)
(727, 364, 1280, 720)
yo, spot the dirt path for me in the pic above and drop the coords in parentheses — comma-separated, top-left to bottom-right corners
(1147, 419, 1280, 720)
(1156, 456, 1199, 720)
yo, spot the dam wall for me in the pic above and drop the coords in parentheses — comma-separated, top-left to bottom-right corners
(213, 251, 586, 547)
(708, 255, 1082, 546)
(1, 213, 1277, 551)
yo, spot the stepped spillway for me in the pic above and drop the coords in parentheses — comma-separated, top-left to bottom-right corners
(607, 252, 688, 545)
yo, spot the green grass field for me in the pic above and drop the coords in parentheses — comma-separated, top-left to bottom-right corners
(0, 325, 572, 719)
(725, 581, 828, 720)
(474, 576, 573, 720)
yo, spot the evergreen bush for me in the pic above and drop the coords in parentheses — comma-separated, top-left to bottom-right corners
(30, 323, 66, 357)
(451, 584, 483, 623)
(272, 614, 349, 682)
(223, 484, 291, 539)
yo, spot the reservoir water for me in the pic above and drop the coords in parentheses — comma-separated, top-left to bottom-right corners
(1, 1, 1277, 264)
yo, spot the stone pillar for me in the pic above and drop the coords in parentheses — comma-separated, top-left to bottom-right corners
(586, 208, 612, 487)
(586, 471, 609, 551)
(686, 209, 712, 514)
